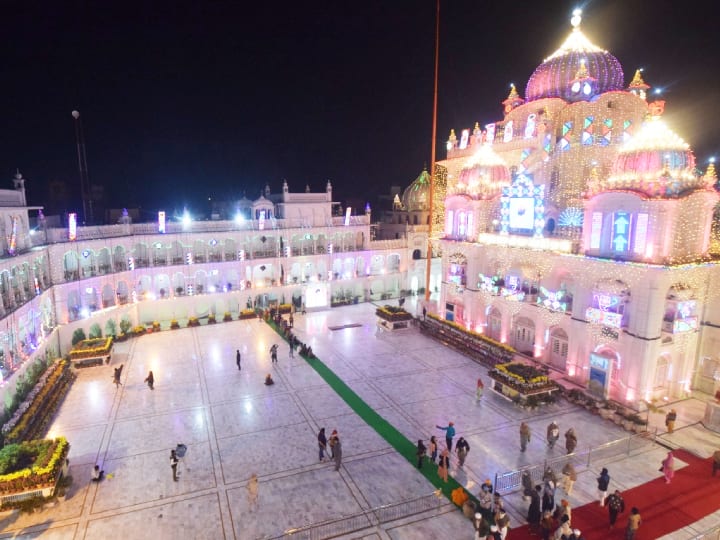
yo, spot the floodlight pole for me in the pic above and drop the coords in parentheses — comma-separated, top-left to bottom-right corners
(72, 110, 93, 225)
(425, 0, 440, 303)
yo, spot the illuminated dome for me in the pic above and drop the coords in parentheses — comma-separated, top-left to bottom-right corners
(449, 144, 510, 200)
(402, 169, 431, 211)
(601, 117, 710, 198)
(525, 10, 624, 102)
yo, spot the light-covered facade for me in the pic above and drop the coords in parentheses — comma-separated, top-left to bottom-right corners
(0, 179, 440, 392)
(437, 11, 720, 405)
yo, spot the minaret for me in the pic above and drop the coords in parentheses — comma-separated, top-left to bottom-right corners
(264, 183, 271, 197)
(628, 69, 650, 101)
(502, 84, 524, 115)
(12, 169, 27, 206)
(326, 180, 332, 202)
(705, 159, 718, 190)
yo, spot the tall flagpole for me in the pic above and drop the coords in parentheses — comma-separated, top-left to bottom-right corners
(425, 0, 440, 303)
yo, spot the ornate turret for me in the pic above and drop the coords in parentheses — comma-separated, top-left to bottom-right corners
(12, 169, 26, 206)
(446, 129, 458, 151)
(502, 84, 524, 114)
(282, 179, 289, 194)
(705, 159, 718, 190)
(628, 69, 650, 100)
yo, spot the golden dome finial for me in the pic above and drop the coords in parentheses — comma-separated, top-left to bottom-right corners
(570, 8, 582, 29)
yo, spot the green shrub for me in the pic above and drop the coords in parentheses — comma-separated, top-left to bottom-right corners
(105, 319, 117, 338)
(119, 316, 132, 334)
(88, 323, 102, 339)
(71, 328, 87, 346)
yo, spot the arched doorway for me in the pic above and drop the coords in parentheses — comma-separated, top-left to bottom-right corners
(512, 316, 535, 355)
(487, 307, 502, 342)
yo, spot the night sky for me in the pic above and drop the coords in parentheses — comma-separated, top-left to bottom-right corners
(2, 1, 719, 221)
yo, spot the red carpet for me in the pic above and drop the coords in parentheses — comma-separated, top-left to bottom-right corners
(508, 450, 720, 539)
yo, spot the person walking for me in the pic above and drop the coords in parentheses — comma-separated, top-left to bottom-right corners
(329, 430, 338, 458)
(416, 439, 426, 469)
(521, 470, 534, 501)
(437, 448, 449, 483)
(494, 507, 510, 540)
(713, 449, 720, 476)
(478, 480, 493, 520)
(661, 450, 675, 483)
(547, 421, 559, 449)
(456, 437, 470, 467)
(607, 489, 625, 529)
(247, 473, 259, 510)
(170, 449, 179, 481)
(520, 422, 531, 452)
(561, 461, 577, 496)
(333, 437, 343, 471)
(436, 422, 456, 451)
(625, 507, 641, 539)
(270, 344, 278, 363)
(597, 467, 610, 506)
(476, 378, 484, 401)
(527, 485, 542, 536)
(289, 341, 294, 358)
(317, 428, 327, 462)
(145, 370, 155, 390)
(429, 436, 438, 464)
(665, 409, 677, 433)
(554, 514, 572, 539)
(236, 349, 242, 370)
(565, 427, 577, 454)
(112, 367, 122, 388)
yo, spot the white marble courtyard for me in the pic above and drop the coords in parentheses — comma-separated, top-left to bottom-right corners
(1, 302, 718, 539)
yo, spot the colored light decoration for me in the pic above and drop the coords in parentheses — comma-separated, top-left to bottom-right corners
(611, 211, 630, 252)
(500, 173, 545, 237)
(485, 123, 496, 144)
(344, 207, 352, 226)
(158, 211, 166, 233)
(633, 213, 649, 254)
(459, 129, 470, 149)
(7, 216, 17, 255)
(537, 286, 568, 312)
(68, 213, 77, 240)
(558, 207, 584, 227)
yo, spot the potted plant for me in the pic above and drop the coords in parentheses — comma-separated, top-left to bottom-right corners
(223, 312, 233, 322)
(170, 319, 180, 330)
(208, 314, 217, 324)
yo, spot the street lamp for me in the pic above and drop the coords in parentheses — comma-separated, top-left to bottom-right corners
(72, 110, 93, 224)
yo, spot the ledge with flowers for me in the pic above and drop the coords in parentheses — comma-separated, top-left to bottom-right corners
(2, 359, 75, 445)
(488, 362, 559, 406)
(0, 437, 70, 506)
(419, 314, 515, 367)
(376, 305, 413, 330)
(69, 337, 113, 368)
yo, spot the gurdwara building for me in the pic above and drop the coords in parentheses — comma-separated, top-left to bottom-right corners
(436, 11, 720, 404)
(0, 176, 441, 398)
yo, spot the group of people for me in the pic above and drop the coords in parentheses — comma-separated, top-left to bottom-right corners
(110, 363, 154, 390)
(523, 463, 642, 539)
(317, 428, 343, 471)
(519, 422, 577, 454)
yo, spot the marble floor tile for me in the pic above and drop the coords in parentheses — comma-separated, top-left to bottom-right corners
(4, 302, 719, 540)
(85, 493, 224, 540)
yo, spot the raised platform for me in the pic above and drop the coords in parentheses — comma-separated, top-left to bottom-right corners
(703, 401, 720, 433)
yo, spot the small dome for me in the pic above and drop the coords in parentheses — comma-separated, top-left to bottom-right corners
(525, 11, 624, 102)
(602, 118, 709, 198)
(449, 144, 510, 200)
(402, 169, 431, 211)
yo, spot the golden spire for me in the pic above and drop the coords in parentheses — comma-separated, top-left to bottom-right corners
(506, 83, 519, 100)
(575, 59, 589, 79)
(629, 69, 650, 90)
(448, 129, 457, 142)
(705, 160, 717, 185)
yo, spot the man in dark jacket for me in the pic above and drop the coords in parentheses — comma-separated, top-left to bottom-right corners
(597, 467, 610, 506)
